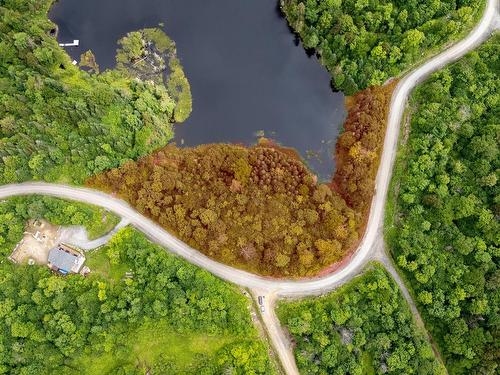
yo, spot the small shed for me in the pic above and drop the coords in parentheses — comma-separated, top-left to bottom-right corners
(47, 244, 85, 275)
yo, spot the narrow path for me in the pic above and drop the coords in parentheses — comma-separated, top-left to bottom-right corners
(373, 243, 449, 373)
(58, 217, 130, 250)
(260, 293, 299, 375)
(0, 1, 497, 373)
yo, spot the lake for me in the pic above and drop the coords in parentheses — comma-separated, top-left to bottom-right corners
(49, 0, 346, 181)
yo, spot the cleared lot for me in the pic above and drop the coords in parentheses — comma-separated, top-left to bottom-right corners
(9, 219, 59, 265)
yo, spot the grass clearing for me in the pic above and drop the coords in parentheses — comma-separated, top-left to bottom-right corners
(132, 320, 234, 366)
(361, 352, 376, 375)
(85, 248, 130, 282)
(86, 210, 121, 240)
(74, 320, 238, 374)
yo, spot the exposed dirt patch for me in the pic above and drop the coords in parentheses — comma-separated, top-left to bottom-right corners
(9, 219, 59, 265)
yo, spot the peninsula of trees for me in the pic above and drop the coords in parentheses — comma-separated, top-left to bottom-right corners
(115, 27, 192, 123)
(88, 143, 361, 277)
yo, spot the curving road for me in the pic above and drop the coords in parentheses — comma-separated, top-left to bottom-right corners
(0, 1, 498, 373)
(1, 0, 497, 296)
(58, 217, 130, 250)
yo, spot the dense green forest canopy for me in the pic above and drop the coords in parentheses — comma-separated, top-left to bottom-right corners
(282, 0, 483, 94)
(0, 0, 190, 184)
(277, 264, 444, 374)
(386, 35, 499, 374)
(0, 196, 273, 374)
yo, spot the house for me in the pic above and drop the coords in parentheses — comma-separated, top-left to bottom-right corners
(47, 244, 85, 275)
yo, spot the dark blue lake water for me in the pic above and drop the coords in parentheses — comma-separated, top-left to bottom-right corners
(49, 0, 346, 180)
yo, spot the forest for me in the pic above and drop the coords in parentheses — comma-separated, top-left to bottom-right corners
(282, 0, 484, 94)
(385, 35, 499, 374)
(0, 0, 190, 184)
(277, 263, 444, 374)
(0, 196, 273, 374)
(88, 143, 361, 277)
(333, 82, 395, 218)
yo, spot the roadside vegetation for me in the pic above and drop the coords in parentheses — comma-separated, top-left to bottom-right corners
(277, 263, 444, 374)
(0, 201, 274, 374)
(281, 0, 484, 94)
(385, 35, 499, 374)
(0, 195, 119, 247)
(333, 82, 396, 219)
(0, 0, 190, 184)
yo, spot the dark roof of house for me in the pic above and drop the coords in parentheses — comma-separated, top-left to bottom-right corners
(48, 246, 79, 272)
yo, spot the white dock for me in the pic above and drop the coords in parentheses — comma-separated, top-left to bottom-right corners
(59, 39, 79, 47)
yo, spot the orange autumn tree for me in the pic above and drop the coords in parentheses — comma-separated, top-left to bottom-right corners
(88, 144, 360, 277)
(333, 82, 396, 218)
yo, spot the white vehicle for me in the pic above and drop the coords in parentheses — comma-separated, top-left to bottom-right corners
(258, 295, 266, 313)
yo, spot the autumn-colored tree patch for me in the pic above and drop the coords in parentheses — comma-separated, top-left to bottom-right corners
(88, 144, 361, 277)
(333, 82, 397, 218)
